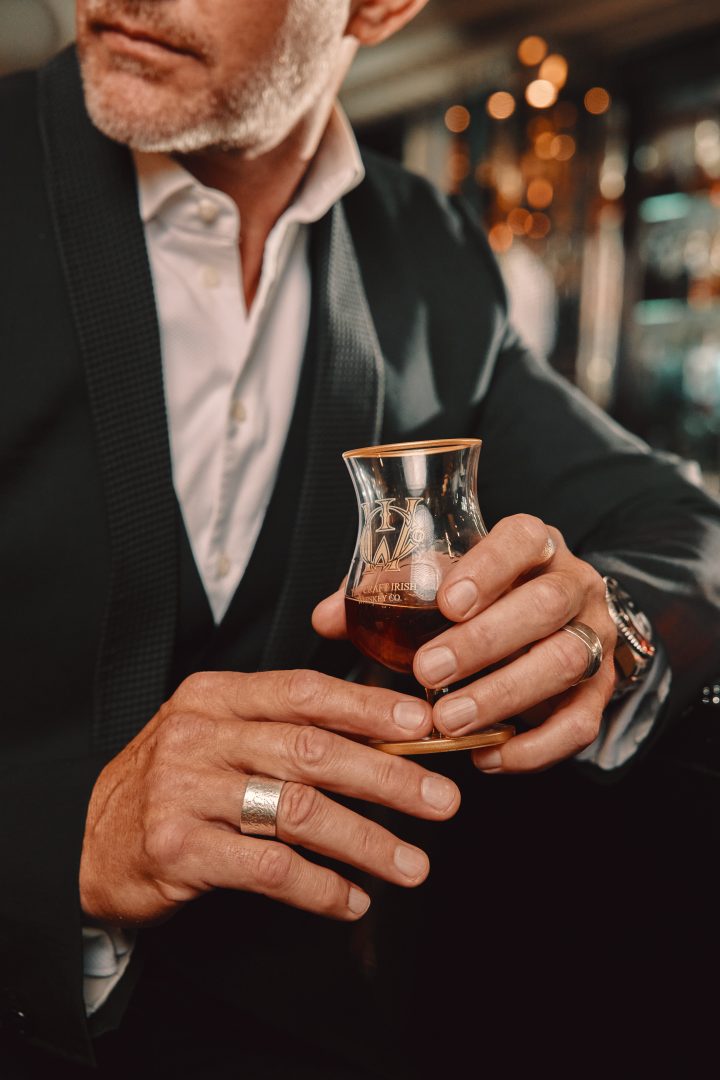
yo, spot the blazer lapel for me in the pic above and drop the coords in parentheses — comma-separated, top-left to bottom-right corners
(261, 201, 385, 670)
(38, 50, 178, 755)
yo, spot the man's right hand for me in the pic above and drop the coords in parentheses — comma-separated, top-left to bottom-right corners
(79, 670, 461, 926)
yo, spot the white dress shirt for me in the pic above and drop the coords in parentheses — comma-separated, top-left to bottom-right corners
(81, 112, 667, 1014)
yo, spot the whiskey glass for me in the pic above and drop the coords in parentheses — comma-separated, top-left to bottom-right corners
(343, 438, 515, 755)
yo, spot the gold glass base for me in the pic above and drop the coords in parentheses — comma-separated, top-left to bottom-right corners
(371, 722, 515, 756)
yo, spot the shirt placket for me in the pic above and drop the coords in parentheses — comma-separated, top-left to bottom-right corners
(206, 219, 302, 611)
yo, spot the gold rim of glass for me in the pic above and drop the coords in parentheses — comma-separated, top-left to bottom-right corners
(343, 437, 482, 460)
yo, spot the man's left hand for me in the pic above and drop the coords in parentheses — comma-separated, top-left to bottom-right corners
(313, 514, 617, 773)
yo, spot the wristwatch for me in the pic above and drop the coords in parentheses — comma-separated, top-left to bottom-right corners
(603, 575, 656, 694)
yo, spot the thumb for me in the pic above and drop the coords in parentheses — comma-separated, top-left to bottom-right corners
(312, 580, 348, 639)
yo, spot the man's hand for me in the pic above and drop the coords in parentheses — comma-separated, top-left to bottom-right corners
(79, 671, 460, 926)
(313, 515, 617, 773)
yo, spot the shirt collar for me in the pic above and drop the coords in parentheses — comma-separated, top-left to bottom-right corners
(133, 103, 365, 227)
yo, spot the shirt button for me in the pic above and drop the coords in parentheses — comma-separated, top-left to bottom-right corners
(202, 265, 221, 288)
(197, 198, 219, 224)
(216, 553, 231, 579)
(231, 400, 247, 423)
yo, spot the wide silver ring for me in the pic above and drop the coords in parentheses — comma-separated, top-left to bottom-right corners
(562, 620, 603, 684)
(239, 776, 285, 837)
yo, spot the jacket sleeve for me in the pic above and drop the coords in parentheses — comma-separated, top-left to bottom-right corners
(0, 756, 104, 1065)
(475, 325, 720, 749)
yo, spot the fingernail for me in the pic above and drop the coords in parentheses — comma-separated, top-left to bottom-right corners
(474, 749, 503, 772)
(445, 579, 478, 617)
(393, 700, 429, 732)
(417, 646, 456, 685)
(348, 886, 371, 915)
(393, 845, 428, 880)
(436, 696, 477, 733)
(421, 775, 457, 812)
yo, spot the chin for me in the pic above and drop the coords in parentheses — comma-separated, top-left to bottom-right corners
(82, 69, 199, 151)
(78, 42, 319, 157)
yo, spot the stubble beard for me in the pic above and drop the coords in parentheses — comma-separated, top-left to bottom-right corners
(78, 1, 349, 155)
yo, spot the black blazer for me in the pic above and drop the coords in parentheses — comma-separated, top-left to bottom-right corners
(2, 48, 720, 1068)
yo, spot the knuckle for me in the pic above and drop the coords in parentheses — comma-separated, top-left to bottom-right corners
(347, 688, 381, 732)
(289, 724, 336, 770)
(374, 754, 413, 804)
(565, 710, 599, 753)
(254, 842, 294, 892)
(144, 759, 178, 798)
(467, 615, 492, 655)
(176, 670, 215, 704)
(470, 541, 505, 582)
(351, 820, 378, 864)
(531, 574, 574, 624)
(508, 513, 549, 549)
(483, 669, 520, 716)
(158, 710, 208, 752)
(549, 632, 589, 684)
(143, 815, 189, 869)
(314, 872, 344, 916)
(280, 782, 324, 832)
(284, 669, 327, 713)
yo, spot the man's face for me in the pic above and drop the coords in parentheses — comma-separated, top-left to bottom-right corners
(76, 0, 352, 155)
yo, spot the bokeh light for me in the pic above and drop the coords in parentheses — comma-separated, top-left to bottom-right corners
(599, 171, 625, 200)
(551, 134, 576, 161)
(488, 222, 514, 253)
(528, 116, 554, 139)
(539, 54, 568, 89)
(584, 87, 611, 115)
(486, 91, 516, 120)
(526, 212, 551, 240)
(445, 105, 471, 133)
(495, 164, 524, 203)
(517, 36, 548, 66)
(634, 145, 660, 172)
(527, 178, 554, 209)
(534, 132, 556, 160)
(526, 80, 558, 109)
(508, 207, 532, 235)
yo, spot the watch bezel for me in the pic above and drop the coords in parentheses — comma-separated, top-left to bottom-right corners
(603, 576, 656, 687)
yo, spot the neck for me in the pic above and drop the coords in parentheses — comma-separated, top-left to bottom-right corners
(177, 118, 318, 308)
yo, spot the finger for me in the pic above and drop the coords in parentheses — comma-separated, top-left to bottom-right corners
(432, 626, 609, 737)
(181, 823, 372, 921)
(215, 720, 461, 821)
(470, 677, 612, 774)
(312, 582, 348, 639)
(276, 783, 429, 887)
(176, 668, 433, 742)
(192, 775, 430, 888)
(415, 569, 589, 689)
(437, 514, 559, 622)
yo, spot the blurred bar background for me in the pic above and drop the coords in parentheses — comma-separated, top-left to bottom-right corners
(3, 0, 720, 490)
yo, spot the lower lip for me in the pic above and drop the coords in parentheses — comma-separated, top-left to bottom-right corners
(99, 28, 192, 64)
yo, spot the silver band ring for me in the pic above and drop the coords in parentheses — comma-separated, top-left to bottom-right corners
(239, 776, 285, 837)
(562, 620, 603, 684)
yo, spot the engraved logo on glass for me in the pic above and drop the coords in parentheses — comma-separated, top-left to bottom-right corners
(359, 497, 424, 570)
(358, 498, 438, 602)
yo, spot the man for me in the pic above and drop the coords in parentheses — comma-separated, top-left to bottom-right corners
(1, 1, 719, 1076)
